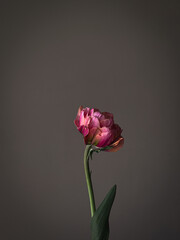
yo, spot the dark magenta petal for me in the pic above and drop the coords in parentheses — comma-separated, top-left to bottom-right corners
(100, 119, 111, 127)
(101, 112, 114, 121)
(100, 112, 114, 127)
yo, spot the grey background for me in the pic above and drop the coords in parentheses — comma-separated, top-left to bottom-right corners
(1, 1, 180, 240)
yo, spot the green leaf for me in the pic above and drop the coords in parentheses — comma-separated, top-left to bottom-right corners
(91, 185, 116, 240)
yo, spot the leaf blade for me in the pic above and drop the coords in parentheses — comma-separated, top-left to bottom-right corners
(91, 185, 117, 240)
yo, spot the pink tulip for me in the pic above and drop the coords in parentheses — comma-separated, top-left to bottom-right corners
(74, 106, 124, 152)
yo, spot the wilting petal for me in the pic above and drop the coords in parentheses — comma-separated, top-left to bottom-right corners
(106, 137, 124, 152)
(111, 124, 122, 140)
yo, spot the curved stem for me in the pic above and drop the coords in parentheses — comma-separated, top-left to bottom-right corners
(84, 145, 96, 217)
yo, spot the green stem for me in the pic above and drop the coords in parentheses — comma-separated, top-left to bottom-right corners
(84, 145, 96, 217)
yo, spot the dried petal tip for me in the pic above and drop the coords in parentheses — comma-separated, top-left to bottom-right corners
(106, 137, 124, 152)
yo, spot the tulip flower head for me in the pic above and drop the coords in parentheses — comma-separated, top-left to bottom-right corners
(74, 106, 124, 152)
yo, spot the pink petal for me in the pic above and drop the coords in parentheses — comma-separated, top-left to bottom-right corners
(85, 127, 100, 145)
(83, 107, 90, 117)
(77, 106, 83, 117)
(93, 111, 102, 118)
(80, 110, 91, 127)
(90, 108, 94, 116)
(78, 126, 89, 137)
(74, 105, 83, 127)
(92, 127, 113, 147)
(89, 116, 100, 129)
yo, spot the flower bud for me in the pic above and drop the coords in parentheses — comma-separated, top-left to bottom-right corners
(74, 106, 124, 152)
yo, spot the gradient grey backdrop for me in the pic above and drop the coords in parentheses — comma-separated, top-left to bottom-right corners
(1, 1, 180, 240)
